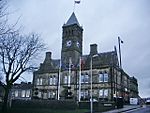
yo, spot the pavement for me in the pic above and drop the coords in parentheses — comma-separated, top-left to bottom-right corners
(102, 105, 142, 113)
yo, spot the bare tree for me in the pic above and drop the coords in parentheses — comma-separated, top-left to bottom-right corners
(0, 1, 45, 112)
(0, 0, 10, 36)
(0, 31, 45, 112)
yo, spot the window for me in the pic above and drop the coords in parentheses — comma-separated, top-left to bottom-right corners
(104, 73, 108, 82)
(80, 90, 89, 99)
(53, 76, 57, 85)
(84, 74, 89, 83)
(99, 73, 103, 82)
(99, 72, 109, 82)
(48, 91, 51, 98)
(26, 90, 30, 97)
(81, 75, 84, 83)
(49, 77, 53, 85)
(99, 89, 103, 97)
(104, 89, 108, 97)
(48, 91, 56, 99)
(38, 91, 42, 98)
(21, 90, 25, 97)
(37, 78, 40, 85)
(81, 91, 84, 97)
(64, 76, 68, 84)
(39, 78, 43, 85)
(14, 90, 18, 97)
(99, 89, 109, 97)
(81, 74, 89, 83)
(52, 92, 56, 98)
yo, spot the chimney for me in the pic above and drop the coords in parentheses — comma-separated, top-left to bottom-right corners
(90, 44, 98, 55)
(44, 52, 52, 64)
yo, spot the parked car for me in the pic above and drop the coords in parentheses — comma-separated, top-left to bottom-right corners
(146, 99, 150, 105)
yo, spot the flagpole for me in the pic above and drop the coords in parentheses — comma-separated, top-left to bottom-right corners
(58, 59, 61, 100)
(90, 57, 93, 113)
(118, 36, 124, 103)
(118, 36, 122, 69)
(78, 57, 81, 102)
(73, 0, 75, 12)
(68, 57, 71, 87)
(74, 0, 81, 12)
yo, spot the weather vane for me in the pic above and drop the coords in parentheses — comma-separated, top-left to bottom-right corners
(73, 0, 81, 12)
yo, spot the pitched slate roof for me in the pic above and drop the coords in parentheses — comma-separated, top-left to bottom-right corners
(35, 46, 119, 74)
(36, 59, 60, 73)
(64, 12, 80, 26)
(82, 51, 119, 69)
(12, 82, 32, 90)
(35, 50, 119, 74)
(34, 52, 60, 74)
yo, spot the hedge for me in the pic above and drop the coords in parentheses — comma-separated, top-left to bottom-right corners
(12, 100, 77, 110)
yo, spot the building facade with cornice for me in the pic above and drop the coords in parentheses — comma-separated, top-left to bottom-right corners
(32, 12, 139, 103)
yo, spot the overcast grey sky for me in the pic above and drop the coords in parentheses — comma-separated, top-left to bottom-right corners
(7, 0, 150, 98)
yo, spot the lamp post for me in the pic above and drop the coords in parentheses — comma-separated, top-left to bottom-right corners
(118, 36, 124, 107)
(90, 54, 98, 113)
(78, 57, 81, 102)
(58, 59, 61, 100)
(118, 36, 123, 69)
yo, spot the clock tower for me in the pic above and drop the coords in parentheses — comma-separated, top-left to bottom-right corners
(61, 12, 83, 68)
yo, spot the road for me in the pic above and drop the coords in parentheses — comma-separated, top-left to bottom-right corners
(124, 105, 150, 113)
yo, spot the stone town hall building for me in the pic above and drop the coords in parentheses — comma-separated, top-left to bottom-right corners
(33, 12, 139, 103)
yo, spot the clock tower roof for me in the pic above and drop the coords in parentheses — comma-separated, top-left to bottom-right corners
(64, 12, 80, 26)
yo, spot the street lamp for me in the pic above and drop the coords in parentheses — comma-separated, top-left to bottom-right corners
(90, 54, 98, 113)
(118, 36, 124, 107)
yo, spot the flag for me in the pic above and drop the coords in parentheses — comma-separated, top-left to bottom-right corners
(118, 36, 123, 44)
(61, 63, 68, 70)
(69, 58, 76, 71)
(81, 57, 85, 70)
(121, 40, 123, 43)
(71, 63, 75, 71)
(75, 0, 80, 4)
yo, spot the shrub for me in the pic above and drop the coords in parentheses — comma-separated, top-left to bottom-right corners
(12, 100, 77, 110)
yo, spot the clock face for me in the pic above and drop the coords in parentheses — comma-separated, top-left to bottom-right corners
(76, 41, 80, 48)
(66, 40, 72, 47)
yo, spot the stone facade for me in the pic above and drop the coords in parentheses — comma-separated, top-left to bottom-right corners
(11, 82, 32, 100)
(32, 12, 139, 103)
